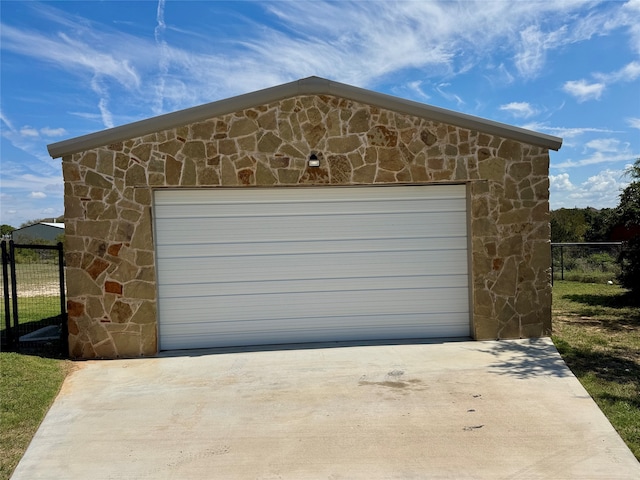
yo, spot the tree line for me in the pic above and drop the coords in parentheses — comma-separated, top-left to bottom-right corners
(552, 159, 640, 293)
(551, 207, 617, 243)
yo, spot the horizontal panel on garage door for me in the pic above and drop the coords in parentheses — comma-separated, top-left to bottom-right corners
(154, 185, 470, 350)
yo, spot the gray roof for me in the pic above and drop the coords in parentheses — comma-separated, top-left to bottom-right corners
(11, 222, 65, 242)
(13, 222, 65, 232)
(47, 76, 562, 158)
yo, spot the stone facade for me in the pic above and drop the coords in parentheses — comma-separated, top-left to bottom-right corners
(62, 94, 551, 358)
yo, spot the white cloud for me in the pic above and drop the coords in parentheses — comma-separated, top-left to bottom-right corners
(68, 111, 103, 121)
(0, 113, 66, 166)
(436, 83, 465, 106)
(0, 110, 15, 131)
(587, 171, 625, 193)
(40, 127, 67, 137)
(153, 0, 170, 115)
(0, 19, 141, 128)
(90, 76, 114, 129)
(0, 25, 141, 90)
(1, 169, 63, 225)
(405, 81, 430, 100)
(13, 125, 67, 139)
(521, 122, 624, 151)
(19, 127, 39, 138)
(521, 123, 619, 139)
(0, 193, 15, 205)
(510, 3, 636, 79)
(622, 0, 640, 55)
(595, 61, 640, 83)
(584, 138, 622, 153)
(514, 25, 554, 78)
(562, 80, 606, 102)
(550, 173, 575, 192)
(550, 169, 629, 209)
(564, 61, 640, 103)
(553, 136, 635, 169)
(1, 172, 63, 192)
(612, 62, 640, 82)
(553, 152, 637, 169)
(485, 63, 515, 86)
(499, 102, 537, 118)
(2, 0, 626, 118)
(1, 130, 56, 165)
(628, 117, 640, 130)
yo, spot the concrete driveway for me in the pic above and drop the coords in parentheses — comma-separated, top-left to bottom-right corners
(12, 338, 640, 479)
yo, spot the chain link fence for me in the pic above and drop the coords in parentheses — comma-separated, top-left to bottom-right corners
(551, 242, 622, 285)
(1, 240, 67, 356)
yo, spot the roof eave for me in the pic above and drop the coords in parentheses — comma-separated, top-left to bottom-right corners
(47, 76, 562, 158)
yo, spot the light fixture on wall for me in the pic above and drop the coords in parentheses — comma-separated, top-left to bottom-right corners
(308, 153, 320, 168)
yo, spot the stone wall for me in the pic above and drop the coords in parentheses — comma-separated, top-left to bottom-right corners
(63, 94, 551, 358)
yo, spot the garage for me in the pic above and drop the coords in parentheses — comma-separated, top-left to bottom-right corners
(50, 76, 562, 358)
(154, 185, 470, 350)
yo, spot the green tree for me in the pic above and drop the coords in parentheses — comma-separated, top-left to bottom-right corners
(550, 206, 618, 243)
(584, 208, 616, 242)
(550, 208, 589, 242)
(550, 216, 570, 243)
(617, 159, 640, 293)
(617, 185, 640, 229)
(1, 224, 15, 236)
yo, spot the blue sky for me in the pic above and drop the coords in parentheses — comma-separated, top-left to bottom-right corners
(1, 0, 639, 227)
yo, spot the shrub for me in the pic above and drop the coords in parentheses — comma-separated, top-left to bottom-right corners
(618, 236, 640, 294)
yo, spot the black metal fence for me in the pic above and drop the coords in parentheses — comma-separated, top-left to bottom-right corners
(1, 240, 67, 356)
(551, 242, 622, 285)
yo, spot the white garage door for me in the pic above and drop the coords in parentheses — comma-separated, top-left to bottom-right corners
(153, 185, 470, 350)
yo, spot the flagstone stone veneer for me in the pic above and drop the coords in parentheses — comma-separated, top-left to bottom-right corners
(62, 92, 554, 358)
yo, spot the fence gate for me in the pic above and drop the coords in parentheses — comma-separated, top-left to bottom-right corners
(1, 240, 67, 356)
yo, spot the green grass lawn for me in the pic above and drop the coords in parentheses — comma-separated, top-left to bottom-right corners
(552, 281, 640, 460)
(1, 295, 61, 327)
(0, 263, 67, 478)
(0, 353, 71, 480)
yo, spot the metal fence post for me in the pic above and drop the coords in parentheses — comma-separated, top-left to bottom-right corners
(8, 241, 19, 351)
(57, 242, 68, 356)
(1, 241, 13, 348)
(560, 245, 564, 281)
(551, 244, 554, 286)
